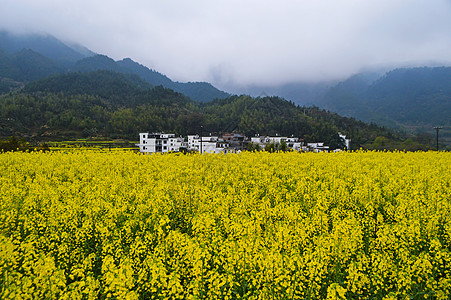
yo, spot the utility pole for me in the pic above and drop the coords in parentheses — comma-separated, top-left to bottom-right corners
(200, 125, 203, 154)
(433, 126, 442, 151)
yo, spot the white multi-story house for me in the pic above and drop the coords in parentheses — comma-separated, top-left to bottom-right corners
(251, 135, 305, 151)
(339, 133, 351, 150)
(187, 135, 201, 151)
(266, 136, 288, 145)
(137, 133, 187, 154)
(138, 132, 341, 154)
(187, 135, 233, 154)
(250, 136, 266, 149)
(307, 142, 330, 152)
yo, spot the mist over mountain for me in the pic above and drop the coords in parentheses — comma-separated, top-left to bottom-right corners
(0, 31, 93, 65)
(73, 55, 230, 102)
(222, 81, 336, 106)
(0, 30, 449, 148)
(0, 31, 229, 102)
(228, 66, 450, 147)
(319, 67, 451, 146)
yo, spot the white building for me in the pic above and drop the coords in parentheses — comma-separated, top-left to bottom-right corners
(339, 133, 351, 150)
(187, 135, 232, 154)
(250, 136, 266, 149)
(250, 135, 304, 151)
(291, 142, 304, 151)
(138, 132, 341, 154)
(137, 133, 186, 154)
(307, 142, 330, 152)
(187, 135, 201, 151)
(267, 136, 288, 145)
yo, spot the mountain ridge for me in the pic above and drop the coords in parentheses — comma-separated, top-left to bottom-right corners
(0, 31, 230, 102)
(73, 55, 230, 102)
(0, 31, 93, 65)
(319, 67, 451, 146)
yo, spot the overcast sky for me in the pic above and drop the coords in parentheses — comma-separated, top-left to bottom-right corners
(1, 0, 451, 88)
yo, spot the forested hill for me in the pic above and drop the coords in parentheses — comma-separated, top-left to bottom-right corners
(0, 31, 93, 65)
(0, 31, 229, 102)
(0, 70, 420, 150)
(320, 67, 451, 146)
(23, 71, 153, 103)
(72, 55, 230, 102)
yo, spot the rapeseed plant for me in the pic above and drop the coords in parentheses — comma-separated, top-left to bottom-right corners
(0, 150, 450, 299)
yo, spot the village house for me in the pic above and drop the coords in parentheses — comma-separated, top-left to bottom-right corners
(138, 132, 349, 154)
(339, 132, 351, 150)
(307, 142, 330, 152)
(137, 133, 187, 154)
(187, 134, 239, 154)
(251, 135, 306, 151)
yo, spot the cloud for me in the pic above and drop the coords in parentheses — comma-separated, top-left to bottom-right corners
(1, 0, 451, 87)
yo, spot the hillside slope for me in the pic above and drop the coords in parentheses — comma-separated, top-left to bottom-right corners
(0, 31, 229, 102)
(320, 67, 451, 146)
(73, 55, 230, 102)
(0, 71, 414, 150)
(0, 30, 93, 65)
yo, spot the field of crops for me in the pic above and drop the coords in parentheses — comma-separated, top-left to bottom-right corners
(1, 150, 450, 299)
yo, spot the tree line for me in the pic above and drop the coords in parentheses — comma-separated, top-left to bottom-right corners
(0, 70, 428, 150)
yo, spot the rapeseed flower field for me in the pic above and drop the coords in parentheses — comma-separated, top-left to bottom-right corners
(0, 150, 450, 299)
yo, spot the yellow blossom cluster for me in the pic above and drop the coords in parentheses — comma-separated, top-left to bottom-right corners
(0, 150, 450, 299)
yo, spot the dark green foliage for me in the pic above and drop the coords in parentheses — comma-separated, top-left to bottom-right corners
(201, 95, 398, 149)
(74, 55, 230, 102)
(247, 142, 261, 151)
(0, 77, 23, 94)
(72, 55, 123, 73)
(321, 67, 451, 147)
(173, 81, 230, 103)
(0, 135, 49, 152)
(0, 70, 406, 149)
(0, 71, 200, 140)
(0, 48, 64, 82)
(24, 70, 152, 104)
(117, 58, 173, 87)
(365, 68, 451, 126)
(13, 49, 65, 81)
(0, 136, 26, 151)
(0, 49, 20, 80)
(118, 58, 231, 102)
(264, 142, 276, 152)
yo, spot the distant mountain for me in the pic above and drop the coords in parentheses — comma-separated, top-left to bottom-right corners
(0, 48, 64, 82)
(320, 67, 451, 146)
(224, 81, 335, 105)
(0, 31, 94, 65)
(73, 55, 230, 102)
(0, 31, 95, 92)
(0, 48, 18, 80)
(320, 72, 382, 122)
(24, 70, 153, 104)
(117, 58, 173, 87)
(0, 31, 229, 102)
(12, 49, 65, 81)
(72, 54, 122, 73)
